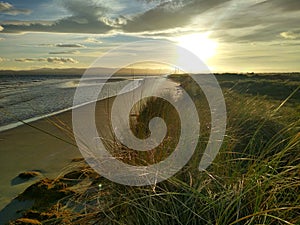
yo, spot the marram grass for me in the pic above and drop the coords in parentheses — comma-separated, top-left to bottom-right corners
(10, 74, 300, 225)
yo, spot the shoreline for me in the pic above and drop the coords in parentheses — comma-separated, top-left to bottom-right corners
(0, 76, 170, 211)
(0, 76, 144, 133)
(0, 92, 117, 214)
(0, 89, 122, 224)
(0, 76, 178, 223)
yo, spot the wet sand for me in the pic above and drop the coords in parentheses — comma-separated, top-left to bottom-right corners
(0, 95, 114, 211)
(0, 76, 177, 214)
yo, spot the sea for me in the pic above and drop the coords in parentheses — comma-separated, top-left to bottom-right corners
(0, 74, 141, 132)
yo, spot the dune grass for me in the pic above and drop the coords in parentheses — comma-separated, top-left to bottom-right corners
(10, 73, 300, 225)
(90, 74, 299, 225)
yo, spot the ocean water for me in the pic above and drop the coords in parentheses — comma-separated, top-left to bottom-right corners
(0, 75, 138, 132)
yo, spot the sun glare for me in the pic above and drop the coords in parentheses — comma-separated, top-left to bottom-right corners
(175, 33, 217, 62)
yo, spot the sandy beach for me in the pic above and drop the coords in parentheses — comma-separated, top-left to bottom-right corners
(0, 95, 115, 212)
(0, 76, 181, 224)
(0, 76, 176, 214)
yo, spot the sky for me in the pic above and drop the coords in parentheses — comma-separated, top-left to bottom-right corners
(0, 0, 300, 72)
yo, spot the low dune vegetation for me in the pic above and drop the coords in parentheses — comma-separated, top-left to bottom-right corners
(8, 73, 300, 225)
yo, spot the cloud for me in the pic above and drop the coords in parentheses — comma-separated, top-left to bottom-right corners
(207, 1, 300, 43)
(15, 57, 78, 64)
(38, 43, 55, 47)
(100, 16, 127, 28)
(0, 0, 232, 34)
(49, 50, 80, 54)
(1, 19, 111, 34)
(1, 20, 52, 26)
(56, 43, 85, 48)
(123, 0, 231, 32)
(0, 1, 31, 15)
(0, 0, 112, 33)
(0, 57, 9, 64)
(136, 0, 169, 3)
(0, 0, 299, 46)
(116, 1, 300, 44)
(15, 58, 45, 62)
(280, 31, 300, 40)
(46, 57, 78, 63)
(257, 0, 300, 12)
(84, 37, 102, 43)
(37, 43, 85, 48)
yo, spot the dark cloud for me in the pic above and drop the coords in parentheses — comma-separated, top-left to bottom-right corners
(0, 0, 112, 33)
(1, 18, 111, 34)
(123, 0, 231, 32)
(258, 0, 300, 12)
(56, 43, 84, 48)
(15, 57, 78, 64)
(0, 1, 31, 15)
(136, 0, 168, 3)
(0, 0, 299, 45)
(124, 0, 300, 44)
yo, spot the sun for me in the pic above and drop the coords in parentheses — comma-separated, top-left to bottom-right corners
(175, 33, 217, 62)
